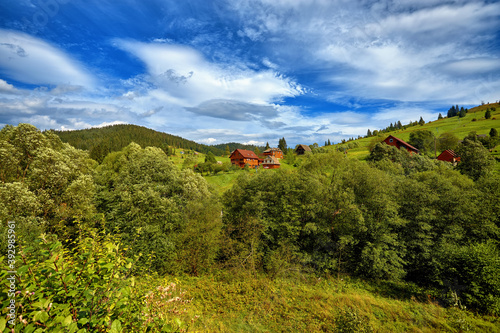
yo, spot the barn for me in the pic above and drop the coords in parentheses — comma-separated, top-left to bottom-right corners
(383, 135, 419, 154)
(229, 149, 261, 168)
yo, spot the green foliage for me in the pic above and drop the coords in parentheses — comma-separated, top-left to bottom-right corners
(456, 138, 495, 180)
(409, 130, 435, 155)
(204, 151, 217, 164)
(94, 142, 219, 274)
(335, 307, 373, 332)
(439, 241, 500, 315)
(54, 124, 226, 160)
(0, 225, 194, 332)
(437, 132, 460, 152)
(278, 137, 287, 153)
(485, 109, 492, 119)
(0, 124, 97, 250)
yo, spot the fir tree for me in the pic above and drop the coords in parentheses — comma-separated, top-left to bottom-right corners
(485, 109, 492, 119)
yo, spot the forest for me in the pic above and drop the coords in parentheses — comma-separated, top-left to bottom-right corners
(1, 123, 500, 332)
(53, 124, 264, 163)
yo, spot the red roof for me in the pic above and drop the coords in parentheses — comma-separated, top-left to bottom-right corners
(230, 149, 259, 159)
(442, 149, 458, 157)
(437, 149, 460, 162)
(384, 135, 419, 153)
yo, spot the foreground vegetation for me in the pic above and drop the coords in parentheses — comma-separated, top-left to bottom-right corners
(1, 123, 500, 332)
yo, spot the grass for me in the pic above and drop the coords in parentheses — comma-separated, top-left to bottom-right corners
(161, 272, 500, 332)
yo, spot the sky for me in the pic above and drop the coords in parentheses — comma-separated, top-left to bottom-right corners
(0, 0, 499, 147)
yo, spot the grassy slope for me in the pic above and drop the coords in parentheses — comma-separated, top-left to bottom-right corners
(338, 103, 500, 161)
(170, 273, 500, 332)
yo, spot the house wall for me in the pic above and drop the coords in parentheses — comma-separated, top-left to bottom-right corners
(230, 151, 260, 168)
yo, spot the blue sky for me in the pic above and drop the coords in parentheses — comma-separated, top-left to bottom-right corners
(1, 0, 499, 147)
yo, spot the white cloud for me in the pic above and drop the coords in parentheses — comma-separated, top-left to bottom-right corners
(199, 137, 217, 144)
(0, 79, 20, 94)
(243, 140, 265, 145)
(0, 29, 94, 87)
(114, 40, 303, 107)
(93, 121, 128, 128)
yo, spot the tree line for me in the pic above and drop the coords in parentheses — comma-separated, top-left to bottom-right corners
(53, 124, 264, 163)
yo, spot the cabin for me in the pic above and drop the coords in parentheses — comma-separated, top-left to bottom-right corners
(383, 135, 419, 154)
(295, 144, 312, 155)
(229, 149, 261, 168)
(437, 150, 460, 165)
(261, 156, 280, 169)
(263, 147, 284, 159)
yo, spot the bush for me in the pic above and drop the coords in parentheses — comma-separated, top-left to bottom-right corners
(440, 241, 500, 315)
(0, 224, 195, 332)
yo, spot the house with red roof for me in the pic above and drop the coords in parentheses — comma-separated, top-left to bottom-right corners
(383, 135, 419, 154)
(229, 149, 261, 168)
(437, 149, 460, 165)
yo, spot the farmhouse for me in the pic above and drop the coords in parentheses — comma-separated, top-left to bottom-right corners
(262, 156, 280, 169)
(229, 149, 261, 168)
(263, 147, 284, 159)
(437, 149, 460, 165)
(295, 144, 312, 155)
(383, 135, 419, 154)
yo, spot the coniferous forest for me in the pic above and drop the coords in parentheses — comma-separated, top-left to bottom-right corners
(1, 123, 500, 332)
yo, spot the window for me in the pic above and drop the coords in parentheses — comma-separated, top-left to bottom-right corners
(389, 138, 393, 142)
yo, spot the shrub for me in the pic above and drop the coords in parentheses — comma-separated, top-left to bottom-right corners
(0, 224, 194, 332)
(440, 241, 500, 315)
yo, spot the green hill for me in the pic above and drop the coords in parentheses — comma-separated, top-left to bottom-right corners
(52, 124, 263, 163)
(334, 102, 500, 162)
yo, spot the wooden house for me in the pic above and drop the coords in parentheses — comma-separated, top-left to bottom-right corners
(295, 144, 312, 155)
(262, 156, 280, 169)
(383, 135, 419, 154)
(437, 149, 460, 165)
(229, 149, 261, 168)
(263, 147, 284, 159)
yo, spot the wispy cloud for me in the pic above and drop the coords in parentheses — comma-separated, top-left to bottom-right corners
(0, 29, 95, 87)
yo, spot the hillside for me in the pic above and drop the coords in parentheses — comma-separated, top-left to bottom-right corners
(52, 124, 263, 163)
(334, 102, 500, 162)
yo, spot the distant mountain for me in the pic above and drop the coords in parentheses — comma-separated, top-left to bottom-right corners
(52, 124, 263, 163)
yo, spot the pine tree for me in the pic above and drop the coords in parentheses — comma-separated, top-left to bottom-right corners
(448, 106, 456, 118)
(397, 121, 402, 129)
(327, 139, 331, 146)
(265, 142, 270, 150)
(419, 117, 425, 126)
(367, 129, 372, 137)
(225, 145, 230, 156)
(485, 109, 492, 119)
(278, 137, 287, 152)
(459, 108, 466, 118)
(438, 113, 443, 120)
